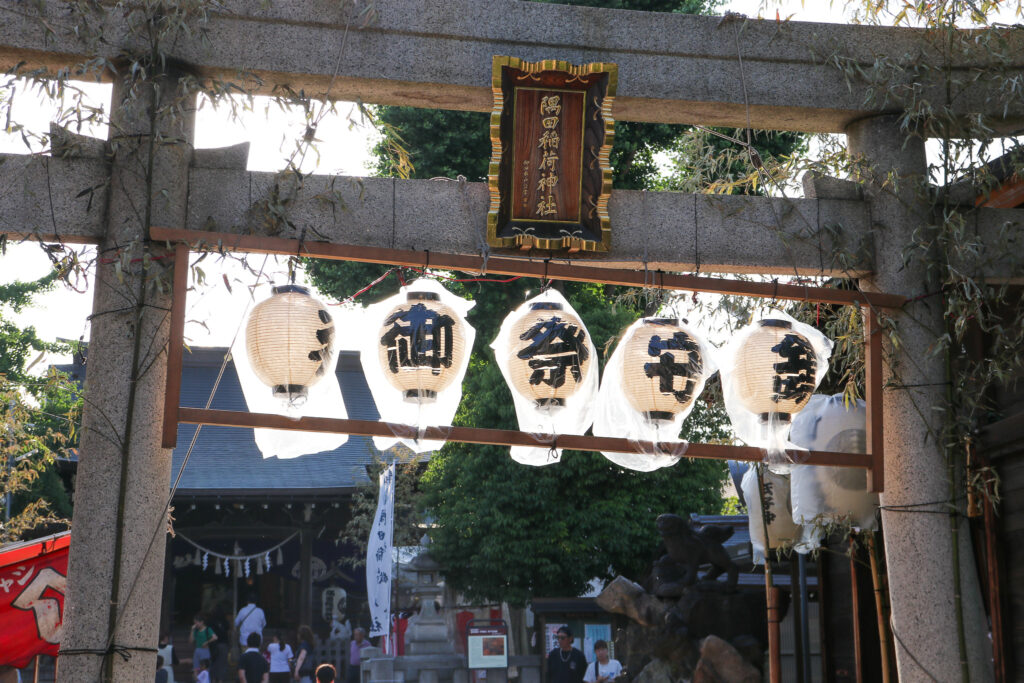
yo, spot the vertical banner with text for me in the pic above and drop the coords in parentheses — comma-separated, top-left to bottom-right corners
(366, 463, 396, 638)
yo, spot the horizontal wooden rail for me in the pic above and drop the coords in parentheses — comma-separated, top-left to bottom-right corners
(178, 407, 875, 469)
(150, 227, 906, 309)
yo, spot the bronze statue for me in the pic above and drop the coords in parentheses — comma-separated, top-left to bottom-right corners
(655, 513, 739, 593)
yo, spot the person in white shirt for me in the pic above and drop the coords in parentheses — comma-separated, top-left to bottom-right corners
(235, 593, 268, 647)
(583, 641, 623, 683)
(266, 631, 295, 683)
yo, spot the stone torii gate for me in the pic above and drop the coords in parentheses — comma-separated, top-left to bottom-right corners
(1, 1, 1022, 681)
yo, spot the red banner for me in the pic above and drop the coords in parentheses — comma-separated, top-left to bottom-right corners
(0, 532, 69, 669)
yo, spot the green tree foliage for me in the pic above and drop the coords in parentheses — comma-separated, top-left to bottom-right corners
(0, 272, 80, 539)
(654, 127, 809, 195)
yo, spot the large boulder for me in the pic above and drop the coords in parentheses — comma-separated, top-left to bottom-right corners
(691, 636, 760, 683)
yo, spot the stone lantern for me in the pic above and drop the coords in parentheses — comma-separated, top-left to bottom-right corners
(404, 540, 454, 656)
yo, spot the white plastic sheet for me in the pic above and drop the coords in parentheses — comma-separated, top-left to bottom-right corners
(593, 317, 716, 471)
(741, 466, 805, 563)
(360, 278, 475, 454)
(719, 309, 833, 471)
(492, 288, 599, 466)
(233, 285, 348, 459)
(789, 394, 879, 532)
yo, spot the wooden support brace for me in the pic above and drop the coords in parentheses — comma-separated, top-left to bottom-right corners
(177, 407, 873, 468)
(864, 307, 885, 492)
(161, 243, 189, 448)
(148, 227, 907, 309)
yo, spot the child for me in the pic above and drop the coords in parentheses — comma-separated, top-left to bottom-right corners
(196, 658, 211, 683)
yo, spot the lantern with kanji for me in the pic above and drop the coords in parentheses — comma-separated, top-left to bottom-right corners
(622, 318, 705, 424)
(245, 284, 335, 403)
(733, 318, 818, 424)
(377, 291, 468, 404)
(507, 301, 592, 410)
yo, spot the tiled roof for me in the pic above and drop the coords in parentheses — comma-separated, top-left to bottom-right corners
(171, 347, 381, 497)
(58, 347, 384, 497)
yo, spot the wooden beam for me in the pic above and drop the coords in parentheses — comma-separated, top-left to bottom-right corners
(177, 407, 875, 469)
(161, 243, 188, 448)
(149, 226, 907, 309)
(864, 307, 885, 493)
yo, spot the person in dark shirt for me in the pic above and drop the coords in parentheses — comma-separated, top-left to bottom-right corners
(316, 664, 338, 683)
(155, 655, 169, 683)
(238, 632, 270, 683)
(546, 627, 587, 683)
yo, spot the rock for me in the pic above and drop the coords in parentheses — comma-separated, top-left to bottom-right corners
(597, 576, 669, 627)
(729, 635, 764, 672)
(693, 636, 760, 683)
(630, 658, 677, 683)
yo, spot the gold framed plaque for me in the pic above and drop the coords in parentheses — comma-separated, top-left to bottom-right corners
(487, 56, 617, 253)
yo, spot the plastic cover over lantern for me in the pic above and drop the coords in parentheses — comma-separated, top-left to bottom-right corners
(593, 317, 716, 471)
(361, 278, 475, 454)
(492, 288, 598, 466)
(234, 284, 348, 458)
(720, 309, 833, 470)
(789, 394, 879, 533)
(740, 466, 809, 563)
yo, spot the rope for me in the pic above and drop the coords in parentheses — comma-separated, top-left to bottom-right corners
(176, 530, 299, 562)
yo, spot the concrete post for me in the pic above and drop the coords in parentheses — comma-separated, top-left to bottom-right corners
(846, 115, 992, 682)
(59, 64, 195, 681)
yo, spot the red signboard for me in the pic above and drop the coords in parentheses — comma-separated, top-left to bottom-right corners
(0, 532, 70, 669)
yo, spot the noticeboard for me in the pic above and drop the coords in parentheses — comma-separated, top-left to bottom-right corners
(487, 56, 617, 253)
(466, 619, 509, 669)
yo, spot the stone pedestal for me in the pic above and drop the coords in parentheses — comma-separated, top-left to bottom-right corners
(847, 115, 992, 683)
(59, 65, 195, 682)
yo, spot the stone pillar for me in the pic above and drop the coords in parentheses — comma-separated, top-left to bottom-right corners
(846, 115, 992, 683)
(59, 63, 195, 682)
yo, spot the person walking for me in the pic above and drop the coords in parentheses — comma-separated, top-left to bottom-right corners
(546, 627, 586, 683)
(582, 641, 622, 683)
(238, 632, 270, 683)
(190, 614, 218, 681)
(346, 627, 370, 683)
(293, 625, 317, 683)
(235, 594, 268, 648)
(156, 633, 177, 683)
(266, 630, 294, 683)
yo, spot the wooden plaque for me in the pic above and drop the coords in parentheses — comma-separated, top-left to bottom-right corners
(487, 57, 617, 253)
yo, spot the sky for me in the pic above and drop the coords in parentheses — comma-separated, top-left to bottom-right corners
(1, 0, 1020, 366)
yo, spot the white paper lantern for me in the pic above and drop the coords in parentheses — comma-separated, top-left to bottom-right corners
(377, 291, 467, 404)
(245, 285, 334, 403)
(492, 289, 599, 465)
(507, 301, 592, 410)
(593, 317, 716, 472)
(790, 394, 878, 531)
(719, 309, 833, 469)
(622, 318, 705, 424)
(733, 318, 817, 424)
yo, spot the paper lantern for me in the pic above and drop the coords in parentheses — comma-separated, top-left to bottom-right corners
(245, 284, 334, 403)
(733, 319, 817, 423)
(790, 394, 878, 531)
(377, 291, 467, 404)
(622, 318, 704, 424)
(507, 301, 592, 410)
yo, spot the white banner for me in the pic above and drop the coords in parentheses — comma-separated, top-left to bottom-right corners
(366, 463, 396, 638)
